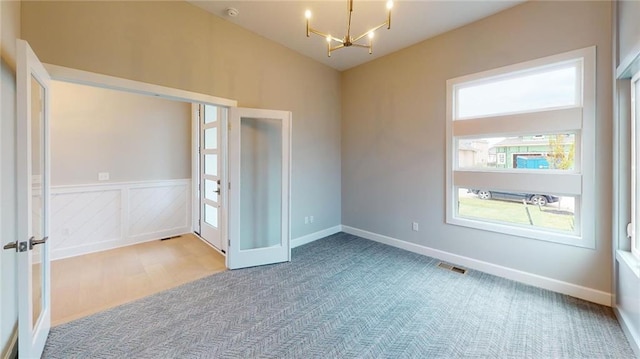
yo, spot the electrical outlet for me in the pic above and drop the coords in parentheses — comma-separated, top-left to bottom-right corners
(412, 222, 419, 231)
(304, 216, 309, 224)
(98, 172, 110, 181)
(310, 216, 314, 223)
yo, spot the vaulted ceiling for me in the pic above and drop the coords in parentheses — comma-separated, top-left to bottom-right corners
(188, 1, 525, 71)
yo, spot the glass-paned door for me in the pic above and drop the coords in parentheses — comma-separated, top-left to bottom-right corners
(16, 39, 51, 359)
(199, 104, 225, 251)
(228, 107, 291, 269)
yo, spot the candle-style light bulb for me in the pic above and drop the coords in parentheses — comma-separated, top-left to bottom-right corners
(305, 10, 311, 37)
(368, 32, 374, 54)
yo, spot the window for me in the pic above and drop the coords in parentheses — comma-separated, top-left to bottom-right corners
(631, 71, 640, 257)
(445, 47, 596, 247)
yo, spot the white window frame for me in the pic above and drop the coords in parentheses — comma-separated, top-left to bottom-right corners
(445, 47, 596, 248)
(630, 70, 640, 258)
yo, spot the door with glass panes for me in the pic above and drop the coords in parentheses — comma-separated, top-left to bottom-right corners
(199, 104, 225, 252)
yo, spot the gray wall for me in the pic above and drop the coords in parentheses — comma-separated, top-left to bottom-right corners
(21, 0, 342, 240)
(50, 81, 191, 186)
(0, 0, 20, 354)
(341, 1, 613, 292)
(618, 0, 640, 65)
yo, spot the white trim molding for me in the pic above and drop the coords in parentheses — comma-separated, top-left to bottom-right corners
(292, 225, 342, 248)
(342, 225, 612, 306)
(615, 308, 640, 358)
(44, 64, 237, 108)
(50, 179, 191, 260)
(1, 322, 17, 359)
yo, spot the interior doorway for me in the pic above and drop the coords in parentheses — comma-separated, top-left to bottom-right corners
(44, 71, 236, 326)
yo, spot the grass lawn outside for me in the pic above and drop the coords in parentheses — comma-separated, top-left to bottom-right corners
(458, 196, 575, 233)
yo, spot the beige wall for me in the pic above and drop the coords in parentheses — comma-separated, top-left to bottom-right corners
(51, 81, 191, 185)
(21, 1, 342, 238)
(1, 0, 20, 355)
(342, 1, 613, 292)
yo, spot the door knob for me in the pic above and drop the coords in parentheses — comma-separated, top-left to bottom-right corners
(3, 241, 18, 251)
(4, 240, 28, 252)
(29, 236, 48, 249)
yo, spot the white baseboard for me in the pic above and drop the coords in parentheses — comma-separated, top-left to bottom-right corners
(1, 322, 17, 359)
(342, 225, 612, 306)
(52, 227, 190, 261)
(615, 307, 640, 358)
(292, 225, 342, 248)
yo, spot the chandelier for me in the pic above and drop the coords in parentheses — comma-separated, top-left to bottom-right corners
(305, 0, 393, 57)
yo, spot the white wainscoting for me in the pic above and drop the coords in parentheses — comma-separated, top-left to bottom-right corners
(50, 179, 191, 260)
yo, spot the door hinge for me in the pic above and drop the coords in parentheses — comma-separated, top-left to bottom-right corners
(627, 222, 633, 238)
(228, 182, 231, 190)
(228, 239, 231, 247)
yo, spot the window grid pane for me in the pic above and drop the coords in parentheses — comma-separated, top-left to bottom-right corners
(456, 63, 579, 119)
(204, 127, 218, 149)
(457, 134, 576, 171)
(457, 187, 577, 235)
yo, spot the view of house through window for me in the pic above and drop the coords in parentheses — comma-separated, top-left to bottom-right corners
(458, 134, 576, 170)
(456, 134, 578, 235)
(446, 47, 595, 246)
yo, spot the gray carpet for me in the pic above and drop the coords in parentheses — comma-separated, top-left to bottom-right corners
(43, 232, 634, 358)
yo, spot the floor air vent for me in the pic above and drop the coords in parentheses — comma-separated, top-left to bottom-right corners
(437, 262, 468, 275)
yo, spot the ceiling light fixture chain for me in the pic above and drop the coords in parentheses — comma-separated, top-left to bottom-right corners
(305, 0, 393, 57)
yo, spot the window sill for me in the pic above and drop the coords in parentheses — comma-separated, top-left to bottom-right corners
(447, 216, 592, 249)
(616, 250, 640, 279)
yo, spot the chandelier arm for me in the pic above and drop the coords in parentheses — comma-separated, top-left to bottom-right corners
(352, 22, 389, 43)
(346, 0, 354, 42)
(350, 43, 371, 49)
(327, 43, 345, 57)
(309, 28, 345, 44)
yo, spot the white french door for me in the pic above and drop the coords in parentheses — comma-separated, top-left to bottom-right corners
(227, 107, 291, 270)
(198, 104, 225, 252)
(16, 39, 51, 358)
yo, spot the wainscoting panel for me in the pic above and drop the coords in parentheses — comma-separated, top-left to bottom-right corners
(128, 184, 189, 237)
(50, 179, 191, 260)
